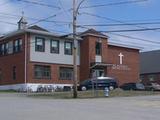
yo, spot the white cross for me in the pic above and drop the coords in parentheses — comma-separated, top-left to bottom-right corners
(118, 53, 124, 65)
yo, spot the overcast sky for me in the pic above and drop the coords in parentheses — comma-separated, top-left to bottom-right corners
(0, 0, 160, 51)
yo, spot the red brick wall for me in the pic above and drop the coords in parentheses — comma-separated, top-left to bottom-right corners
(0, 34, 25, 85)
(80, 35, 109, 81)
(0, 32, 140, 87)
(27, 62, 79, 84)
(107, 45, 140, 85)
(80, 36, 90, 81)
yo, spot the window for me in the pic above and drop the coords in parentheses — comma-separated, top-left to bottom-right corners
(35, 37, 45, 52)
(5, 43, 9, 54)
(0, 43, 7, 55)
(96, 42, 102, 55)
(50, 40, 59, 54)
(34, 65, 51, 79)
(64, 41, 72, 55)
(0, 44, 4, 55)
(13, 66, 16, 80)
(14, 39, 22, 53)
(59, 67, 73, 80)
(8, 41, 13, 54)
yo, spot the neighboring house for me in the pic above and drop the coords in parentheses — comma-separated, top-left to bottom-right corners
(0, 17, 140, 91)
(140, 50, 160, 85)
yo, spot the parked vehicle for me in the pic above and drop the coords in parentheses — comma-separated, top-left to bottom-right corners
(78, 77, 118, 91)
(120, 83, 145, 90)
(145, 83, 160, 91)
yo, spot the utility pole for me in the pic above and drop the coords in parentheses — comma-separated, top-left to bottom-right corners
(73, 0, 78, 98)
(72, 0, 85, 98)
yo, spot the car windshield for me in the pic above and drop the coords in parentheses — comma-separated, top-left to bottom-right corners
(81, 79, 91, 84)
(136, 83, 144, 88)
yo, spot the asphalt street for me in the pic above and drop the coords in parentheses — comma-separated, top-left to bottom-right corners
(0, 93, 160, 120)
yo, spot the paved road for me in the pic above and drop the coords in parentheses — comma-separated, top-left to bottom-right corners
(0, 93, 160, 120)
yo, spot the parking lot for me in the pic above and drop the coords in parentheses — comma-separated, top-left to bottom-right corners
(0, 93, 160, 120)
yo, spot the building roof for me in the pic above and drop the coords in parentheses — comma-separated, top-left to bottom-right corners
(140, 50, 160, 74)
(80, 29, 108, 38)
(28, 25, 49, 32)
(108, 41, 142, 50)
(0, 25, 60, 41)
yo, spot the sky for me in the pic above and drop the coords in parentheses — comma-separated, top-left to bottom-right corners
(0, 0, 160, 51)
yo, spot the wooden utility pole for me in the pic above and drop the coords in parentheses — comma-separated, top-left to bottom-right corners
(73, 0, 78, 98)
(72, 0, 85, 98)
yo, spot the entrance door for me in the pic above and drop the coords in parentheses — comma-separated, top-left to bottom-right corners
(94, 69, 104, 77)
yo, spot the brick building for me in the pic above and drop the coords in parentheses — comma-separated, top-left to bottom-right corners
(0, 17, 140, 91)
(140, 50, 160, 85)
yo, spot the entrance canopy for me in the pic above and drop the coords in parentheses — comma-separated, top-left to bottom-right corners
(90, 62, 113, 69)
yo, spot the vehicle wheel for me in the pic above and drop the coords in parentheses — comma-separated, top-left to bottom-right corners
(109, 86, 114, 91)
(81, 86, 87, 91)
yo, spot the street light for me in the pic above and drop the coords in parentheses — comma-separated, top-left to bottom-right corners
(73, 0, 85, 98)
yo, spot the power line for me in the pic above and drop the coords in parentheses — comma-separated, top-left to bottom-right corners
(0, 0, 10, 6)
(0, 12, 71, 24)
(107, 32, 160, 44)
(77, 22, 160, 27)
(28, 14, 57, 26)
(58, 0, 72, 18)
(0, 20, 17, 25)
(81, 0, 148, 9)
(17, 0, 61, 9)
(80, 12, 160, 33)
(28, 8, 73, 26)
(77, 23, 160, 45)
(100, 27, 160, 33)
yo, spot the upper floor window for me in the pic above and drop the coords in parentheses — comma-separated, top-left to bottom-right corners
(35, 37, 45, 52)
(8, 41, 13, 54)
(34, 65, 51, 79)
(14, 39, 22, 53)
(0, 43, 8, 55)
(0, 44, 4, 55)
(64, 41, 72, 55)
(96, 42, 102, 55)
(50, 40, 59, 54)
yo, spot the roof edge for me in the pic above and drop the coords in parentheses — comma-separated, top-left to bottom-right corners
(108, 41, 143, 50)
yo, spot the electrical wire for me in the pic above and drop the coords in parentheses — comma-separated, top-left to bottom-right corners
(80, 12, 160, 33)
(107, 32, 160, 44)
(100, 27, 160, 33)
(17, 0, 61, 9)
(81, 0, 148, 9)
(0, 20, 17, 25)
(77, 22, 160, 27)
